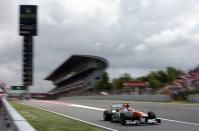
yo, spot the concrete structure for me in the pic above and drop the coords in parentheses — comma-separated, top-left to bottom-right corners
(0, 98, 36, 131)
(0, 94, 7, 131)
(0, 84, 35, 131)
(187, 94, 199, 102)
(123, 81, 149, 94)
(59, 94, 172, 102)
(46, 55, 108, 98)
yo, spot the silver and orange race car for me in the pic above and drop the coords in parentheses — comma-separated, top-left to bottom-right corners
(103, 103, 161, 125)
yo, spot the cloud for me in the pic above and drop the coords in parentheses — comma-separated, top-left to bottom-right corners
(39, 0, 121, 26)
(144, 27, 191, 46)
(1, 0, 199, 92)
(134, 44, 146, 51)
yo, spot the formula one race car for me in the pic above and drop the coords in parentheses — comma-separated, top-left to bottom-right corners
(103, 103, 161, 125)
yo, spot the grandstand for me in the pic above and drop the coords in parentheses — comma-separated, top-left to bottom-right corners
(161, 65, 199, 95)
(45, 55, 108, 98)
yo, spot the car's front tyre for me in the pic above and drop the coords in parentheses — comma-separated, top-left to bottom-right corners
(103, 110, 112, 121)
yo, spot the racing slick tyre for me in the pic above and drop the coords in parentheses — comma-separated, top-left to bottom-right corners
(103, 110, 112, 121)
(148, 111, 156, 119)
(156, 118, 162, 123)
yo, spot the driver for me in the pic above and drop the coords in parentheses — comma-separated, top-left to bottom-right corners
(122, 103, 134, 111)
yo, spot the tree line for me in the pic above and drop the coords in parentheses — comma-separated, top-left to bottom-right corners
(94, 66, 183, 92)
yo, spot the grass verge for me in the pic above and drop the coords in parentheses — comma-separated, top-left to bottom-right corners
(10, 101, 107, 131)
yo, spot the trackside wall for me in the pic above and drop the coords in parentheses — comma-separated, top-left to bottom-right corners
(59, 94, 172, 102)
(187, 94, 199, 102)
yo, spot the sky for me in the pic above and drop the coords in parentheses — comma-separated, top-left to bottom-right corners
(1, 0, 199, 92)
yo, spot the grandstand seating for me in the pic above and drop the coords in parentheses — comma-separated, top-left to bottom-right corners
(161, 66, 199, 94)
(46, 55, 108, 98)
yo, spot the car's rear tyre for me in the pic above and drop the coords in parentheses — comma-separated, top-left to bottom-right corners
(148, 111, 156, 119)
(103, 110, 112, 121)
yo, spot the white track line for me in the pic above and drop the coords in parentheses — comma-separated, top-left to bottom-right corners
(160, 118, 199, 126)
(19, 102, 118, 131)
(28, 100, 199, 127)
(60, 102, 199, 126)
(70, 104, 106, 111)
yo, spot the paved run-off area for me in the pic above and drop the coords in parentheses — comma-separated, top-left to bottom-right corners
(21, 99, 199, 131)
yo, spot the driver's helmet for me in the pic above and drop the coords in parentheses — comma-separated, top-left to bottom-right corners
(122, 103, 130, 108)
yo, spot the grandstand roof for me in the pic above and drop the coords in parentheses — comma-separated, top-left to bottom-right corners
(45, 55, 108, 81)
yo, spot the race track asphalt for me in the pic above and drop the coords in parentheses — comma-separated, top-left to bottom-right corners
(22, 99, 199, 131)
